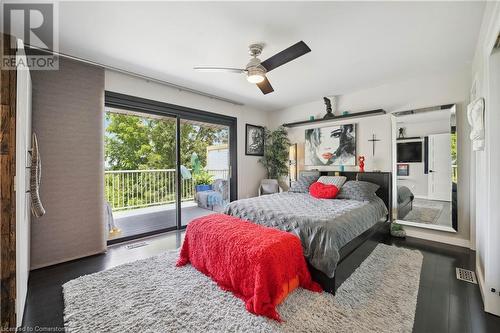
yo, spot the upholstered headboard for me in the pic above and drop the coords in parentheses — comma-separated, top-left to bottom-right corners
(318, 171, 393, 222)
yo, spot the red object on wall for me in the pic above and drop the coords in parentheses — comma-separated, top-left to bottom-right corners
(309, 181, 339, 199)
(176, 214, 322, 321)
(359, 155, 365, 172)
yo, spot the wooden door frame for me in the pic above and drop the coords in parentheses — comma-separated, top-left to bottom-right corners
(0, 33, 17, 330)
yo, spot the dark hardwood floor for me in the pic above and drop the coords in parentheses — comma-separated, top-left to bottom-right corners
(110, 205, 212, 242)
(23, 231, 500, 332)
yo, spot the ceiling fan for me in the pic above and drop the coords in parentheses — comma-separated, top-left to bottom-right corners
(194, 41, 311, 95)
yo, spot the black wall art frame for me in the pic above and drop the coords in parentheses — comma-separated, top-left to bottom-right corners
(245, 124, 265, 156)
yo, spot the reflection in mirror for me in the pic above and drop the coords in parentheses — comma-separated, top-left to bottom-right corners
(393, 105, 457, 232)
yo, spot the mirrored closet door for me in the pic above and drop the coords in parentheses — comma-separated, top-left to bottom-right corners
(393, 105, 457, 232)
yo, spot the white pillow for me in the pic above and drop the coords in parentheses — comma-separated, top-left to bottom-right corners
(317, 176, 347, 188)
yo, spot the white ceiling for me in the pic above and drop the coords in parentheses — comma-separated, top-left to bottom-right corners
(58, 1, 485, 111)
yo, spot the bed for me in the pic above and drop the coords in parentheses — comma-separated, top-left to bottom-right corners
(397, 185, 414, 219)
(225, 171, 392, 293)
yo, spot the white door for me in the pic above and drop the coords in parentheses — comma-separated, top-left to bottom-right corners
(427, 133, 452, 201)
(15, 39, 31, 327)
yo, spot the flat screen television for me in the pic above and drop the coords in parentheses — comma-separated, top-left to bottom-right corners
(397, 142, 422, 163)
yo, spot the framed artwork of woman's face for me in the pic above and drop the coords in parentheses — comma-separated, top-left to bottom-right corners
(305, 124, 356, 166)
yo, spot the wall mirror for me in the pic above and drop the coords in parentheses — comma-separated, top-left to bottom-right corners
(392, 104, 457, 232)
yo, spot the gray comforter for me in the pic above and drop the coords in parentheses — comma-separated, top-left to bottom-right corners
(224, 192, 388, 278)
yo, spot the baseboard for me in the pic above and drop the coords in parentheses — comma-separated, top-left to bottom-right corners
(404, 228, 470, 248)
(29, 248, 107, 270)
(476, 260, 486, 304)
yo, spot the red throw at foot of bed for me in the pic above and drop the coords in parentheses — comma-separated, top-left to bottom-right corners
(176, 213, 322, 321)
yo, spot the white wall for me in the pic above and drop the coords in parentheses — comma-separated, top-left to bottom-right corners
(470, 1, 500, 316)
(274, 113, 392, 173)
(270, 70, 471, 247)
(396, 111, 450, 137)
(105, 70, 269, 199)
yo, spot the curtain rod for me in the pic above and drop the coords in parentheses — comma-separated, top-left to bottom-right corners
(25, 44, 245, 106)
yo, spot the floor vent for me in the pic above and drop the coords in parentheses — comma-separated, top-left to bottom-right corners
(126, 241, 149, 250)
(456, 268, 477, 284)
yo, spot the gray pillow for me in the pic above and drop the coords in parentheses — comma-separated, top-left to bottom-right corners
(337, 181, 380, 201)
(317, 176, 347, 188)
(289, 174, 319, 193)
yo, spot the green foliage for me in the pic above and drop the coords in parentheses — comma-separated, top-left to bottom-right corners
(104, 112, 227, 210)
(259, 126, 291, 179)
(451, 132, 457, 163)
(193, 171, 214, 186)
(105, 113, 227, 170)
(391, 223, 404, 231)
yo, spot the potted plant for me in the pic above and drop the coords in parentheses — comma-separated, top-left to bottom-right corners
(390, 223, 406, 238)
(193, 170, 214, 192)
(259, 126, 291, 182)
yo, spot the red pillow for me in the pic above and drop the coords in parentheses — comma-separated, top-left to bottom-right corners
(309, 181, 339, 199)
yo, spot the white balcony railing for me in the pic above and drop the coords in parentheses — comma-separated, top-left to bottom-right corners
(452, 165, 458, 183)
(105, 169, 228, 211)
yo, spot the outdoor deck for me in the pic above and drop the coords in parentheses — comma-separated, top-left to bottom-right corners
(105, 168, 229, 242)
(109, 201, 215, 241)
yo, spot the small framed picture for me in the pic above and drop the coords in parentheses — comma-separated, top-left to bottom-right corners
(245, 124, 265, 156)
(397, 164, 409, 176)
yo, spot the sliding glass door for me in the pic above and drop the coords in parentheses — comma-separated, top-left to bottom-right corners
(180, 119, 230, 226)
(105, 108, 178, 242)
(104, 92, 237, 243)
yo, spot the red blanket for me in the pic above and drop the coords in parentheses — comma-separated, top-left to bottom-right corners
(176, 213, 322, 321)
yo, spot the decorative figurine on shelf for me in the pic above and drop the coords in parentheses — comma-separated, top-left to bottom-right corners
(358, 155, 365, 172)
(398, 127, 405, 139)
(323, 97, 335, 119)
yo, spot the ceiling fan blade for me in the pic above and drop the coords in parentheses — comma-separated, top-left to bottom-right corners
(193, 66, 245, 74)
(256, 77, 274, 95)
(260, 41, 311, 72)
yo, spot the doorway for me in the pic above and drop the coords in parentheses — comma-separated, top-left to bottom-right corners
(427, 133, 452, 201)
(104, 92, 237, 243)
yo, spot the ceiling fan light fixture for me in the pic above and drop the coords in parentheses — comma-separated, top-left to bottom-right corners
(193, 41, 310, 94)
(246, 67, 265, 83)
(247, 73, 265, 84)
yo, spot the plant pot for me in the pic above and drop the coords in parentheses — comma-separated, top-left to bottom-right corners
(195, 184, 212, 192)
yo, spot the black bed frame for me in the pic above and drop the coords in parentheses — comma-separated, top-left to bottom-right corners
(309, 171, 393, 294)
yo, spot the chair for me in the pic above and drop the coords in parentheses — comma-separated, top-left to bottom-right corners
(196, 179, 228, 211)
(258, 179, 283, 196)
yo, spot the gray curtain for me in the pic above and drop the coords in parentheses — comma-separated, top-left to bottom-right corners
(30, 58, 106, 269)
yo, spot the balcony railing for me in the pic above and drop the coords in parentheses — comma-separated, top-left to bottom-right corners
(452, 165, 458, 183)
(105, 169, 228, 211)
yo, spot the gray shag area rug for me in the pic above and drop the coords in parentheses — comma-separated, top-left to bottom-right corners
(63, 244, 422, 333)
(403, 198, 444, 224)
